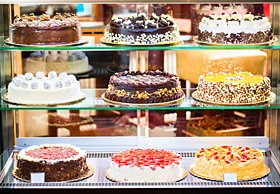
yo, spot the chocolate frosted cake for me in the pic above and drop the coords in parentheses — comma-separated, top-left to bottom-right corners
(104, 13, 181, 45)
(104, 70, 184, 104)
(196, 72, 271, 103)
(198, 12, 273, 44)
(16, 144, 89, 182)
(10, 13, 82, 45)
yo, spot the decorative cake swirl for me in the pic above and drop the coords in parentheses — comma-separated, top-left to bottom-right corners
(198, 12, 273, 44)
(104, 70, 184, 104)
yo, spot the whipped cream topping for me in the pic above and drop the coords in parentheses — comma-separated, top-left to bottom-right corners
(199, 12, 271, 34)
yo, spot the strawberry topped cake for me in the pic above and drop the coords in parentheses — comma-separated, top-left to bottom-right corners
(107, 149, 184, 182)
(190, 145, 269, 180)
(16, 144, 89, 182)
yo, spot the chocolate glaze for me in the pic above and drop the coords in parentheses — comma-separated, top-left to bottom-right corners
(16, 156, 89, 182)
(10, 25, 82, 45)
(105, 71, 184, 104)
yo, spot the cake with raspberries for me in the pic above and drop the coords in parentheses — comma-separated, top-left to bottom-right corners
(197, 12, 273, 44)
(195, 72, 271, 103)
(190, 145, 269, 180)
(15, 144, 89, 182)
(107, 149, 184, 182)
(10, 13, 82, 45)
(104, 13, 181, 45)
(104, 70, 184, 104)
(7, 71, 84, 105)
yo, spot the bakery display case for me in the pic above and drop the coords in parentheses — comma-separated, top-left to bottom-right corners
(0, 1, 280, 193)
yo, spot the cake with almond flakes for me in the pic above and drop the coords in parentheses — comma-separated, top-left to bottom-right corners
(15, 144, 89, 182)
(195, 72, 271, 103)
(190, 145, 269, 180)
(107, 149, 183, 182)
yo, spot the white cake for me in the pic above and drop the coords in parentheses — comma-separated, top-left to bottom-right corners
(108, 149, 183, 182)
(24, 51, 90, 75)
(7, 71, 84, 104)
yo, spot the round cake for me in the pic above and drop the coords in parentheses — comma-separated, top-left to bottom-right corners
(16, 144, 89, 182)
(104, 70, 184, 104)
(104, 13, 181, 45)
(10, 13, 82, 45)
(196, 72, 271, 103)
(197, 12, 273, 44)
(108, 149, 183, 182)
(7, 71, 84, 104)
(190, 145, 269, 180)
(24, 51, 90, 75)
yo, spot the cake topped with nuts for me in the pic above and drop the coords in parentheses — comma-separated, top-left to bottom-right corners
(10, 13, 82, 45)
(104, 13, 181, 45)
(7, 71, 84, 105)
(104, 70, 184, 104)
(191, 145, 269, 180)
(195, 72, 271, 104)
(198, 12, 273, 44)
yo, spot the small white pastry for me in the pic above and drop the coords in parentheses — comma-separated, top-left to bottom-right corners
(21, 81, 29, 88)
(36, 71, 45, 79)
(59, 72, 68, 80)
(25, 73, 34, 81)
(48, 71, 57, 79)
(31, 82, 38, 89)
(43, 82, 51, 89)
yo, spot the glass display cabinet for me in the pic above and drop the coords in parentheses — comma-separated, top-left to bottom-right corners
(0, 1, 280, 193)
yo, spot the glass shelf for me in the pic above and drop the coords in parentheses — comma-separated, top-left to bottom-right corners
(1, 35, 280, 51)
(0, 87, 279, 110)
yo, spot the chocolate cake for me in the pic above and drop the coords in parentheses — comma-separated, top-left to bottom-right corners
(104, 13, 181, 45)
(10, 13, 82, 45)
(104, 70, 184, 104)
(197, 12, 273, 44)
(16, 144, 89, 182)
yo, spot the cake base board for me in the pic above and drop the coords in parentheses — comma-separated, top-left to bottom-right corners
(192, 91, 276, 106)
(72, 65, 94, 75)
(4, 38, 88, 47)
(189, 164, 270, 181)
(105, 167, 187, 182)
(2, 92, 86, 106)
(193, 36, 277, 46)
(100, 37, 183, 46)
(101, 93, 185, 107)
(12, 164, 94, 182)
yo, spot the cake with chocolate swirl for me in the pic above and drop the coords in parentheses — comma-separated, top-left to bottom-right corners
(10, 13, 82, 45)
(104, 13, 181, 45)
(196, 72, 271, 103)
(198, 12, 273, 44)
(15, 144, 89, 182)
(104, 70, 184, 104)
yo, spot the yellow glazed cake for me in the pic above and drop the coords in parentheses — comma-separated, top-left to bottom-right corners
(196, 72, 271, 103)
(191, 145, 269, 180)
